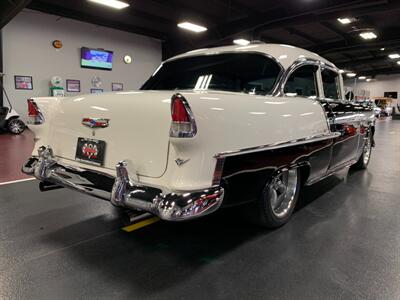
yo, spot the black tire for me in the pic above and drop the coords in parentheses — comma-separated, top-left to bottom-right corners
(353, 134, 372, 169)
(245, 168, 301, 228)
(7, 118, 26, 134)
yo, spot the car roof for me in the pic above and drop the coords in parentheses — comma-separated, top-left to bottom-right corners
(165, 43, 337, 71)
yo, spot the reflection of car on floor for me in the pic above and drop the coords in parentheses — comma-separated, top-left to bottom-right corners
(22, 43, 375, 228)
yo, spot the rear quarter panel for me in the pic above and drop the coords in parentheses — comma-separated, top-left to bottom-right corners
(151, 91, 330, 192)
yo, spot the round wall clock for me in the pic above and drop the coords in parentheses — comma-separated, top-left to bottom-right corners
(124, 55, 132, 64)
(52, 40, 63, 49)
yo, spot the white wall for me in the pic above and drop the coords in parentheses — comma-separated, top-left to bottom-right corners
(346, 74, 400, 100)
(2, 9, 162, 120)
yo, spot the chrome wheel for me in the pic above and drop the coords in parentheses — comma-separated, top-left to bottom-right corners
(8, 119, 25, 134)
(363, 136, 372, 165)
(267, 169, 298, 218)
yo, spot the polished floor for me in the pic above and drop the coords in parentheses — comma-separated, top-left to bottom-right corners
(0, 118, 399, 299)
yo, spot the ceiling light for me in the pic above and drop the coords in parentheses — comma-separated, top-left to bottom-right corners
(397, 61, 400, 65)
(88, 0, 129, 9)
(339, 69, 345, 73)
(389, 53, 400, 59)
(337, 18, 353, 24)
(233, 39, 250, 46)
(366, 78, 372, 82)
(380, 48, 385, 51)
(359, 32, 377, 40)
(177, 22, 207, 33)
(346, 73, 357, 77)
(358, 76, 366, 80)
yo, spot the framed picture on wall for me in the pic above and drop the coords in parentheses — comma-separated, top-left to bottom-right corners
(66, 79, 81, 92)
(14, 75, 33, 90)
(112, 83, 123, 91)
(91, 88, 103, 94)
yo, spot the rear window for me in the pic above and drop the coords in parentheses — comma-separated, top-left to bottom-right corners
(141, 53, 282, 95)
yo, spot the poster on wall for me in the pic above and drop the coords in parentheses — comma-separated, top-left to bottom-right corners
(91, 88, 103, 94)
(66, 79, 81, 92)
(14, 75, 33, 90)
(112, 83, 123, 91)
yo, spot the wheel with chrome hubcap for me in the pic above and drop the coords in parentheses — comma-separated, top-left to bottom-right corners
(246, 168, 301, 228)
(353, 134, 372, 169)
(7, 118, 25, 134)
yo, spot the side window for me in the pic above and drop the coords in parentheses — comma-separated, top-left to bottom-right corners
(284, 65, 318, 98)
(321, 69, 341, 100)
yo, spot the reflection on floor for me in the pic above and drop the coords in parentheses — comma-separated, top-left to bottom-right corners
(0, 118, 399, 299)
(0, 129, 34, 183)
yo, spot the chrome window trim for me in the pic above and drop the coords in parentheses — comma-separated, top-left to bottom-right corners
(280, 62, 321, 99)
(158, 51, 285, 96)
(320, 67, 343, 101)
(214, 132, 341, 158)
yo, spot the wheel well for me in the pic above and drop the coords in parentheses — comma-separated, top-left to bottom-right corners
(6, 116, 19, 123)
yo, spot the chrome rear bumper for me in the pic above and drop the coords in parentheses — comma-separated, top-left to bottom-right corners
(22, 146, 224, 221)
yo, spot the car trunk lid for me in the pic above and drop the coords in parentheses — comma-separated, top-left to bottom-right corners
(46, 91, 173, 178)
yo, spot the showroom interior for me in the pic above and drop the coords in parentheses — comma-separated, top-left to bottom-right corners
(1, 0, 400, 299)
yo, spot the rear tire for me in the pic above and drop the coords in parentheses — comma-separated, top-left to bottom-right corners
(353, 134, 372, 169)
(246, 168, 301, 228)
(7, 118, 25, 134)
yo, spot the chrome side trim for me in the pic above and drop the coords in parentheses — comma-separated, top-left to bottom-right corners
(305, 159, 357, 186)
(214, 132, 341, 158)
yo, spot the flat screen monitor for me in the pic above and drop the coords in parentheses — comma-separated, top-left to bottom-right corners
(81, 47, 113, 70)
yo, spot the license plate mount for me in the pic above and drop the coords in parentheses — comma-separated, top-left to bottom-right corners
(75, 137, 106, 166)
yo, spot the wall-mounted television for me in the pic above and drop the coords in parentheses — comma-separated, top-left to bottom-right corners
(81, 47, 113, 70)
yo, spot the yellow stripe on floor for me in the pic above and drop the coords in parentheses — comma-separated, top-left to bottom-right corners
(122, 216, 160, 232)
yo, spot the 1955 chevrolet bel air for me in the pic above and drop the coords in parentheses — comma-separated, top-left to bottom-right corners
(22, 43, 375, 227)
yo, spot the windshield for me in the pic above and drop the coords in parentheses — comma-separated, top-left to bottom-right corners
(141, 53, 282, 95)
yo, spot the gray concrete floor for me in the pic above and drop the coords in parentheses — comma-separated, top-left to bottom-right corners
(1, 118, 399, 299)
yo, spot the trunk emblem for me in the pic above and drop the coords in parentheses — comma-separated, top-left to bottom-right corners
(82, 118, 109, 128)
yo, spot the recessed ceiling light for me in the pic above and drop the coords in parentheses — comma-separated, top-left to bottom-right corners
(397, 61, 400, 65)
(88, 0, 129, 9)
(233, 39, 250, 46)
(360, 32, 377, 40)
(337, 17, 353, 24)
(358, 76, 366, 80)
(346, 73, 357, 77)
(177, 22, 207, 33)
(389, 53, 400, 59)
(366, 78, 372, 82)
(380, 48, 385, 51)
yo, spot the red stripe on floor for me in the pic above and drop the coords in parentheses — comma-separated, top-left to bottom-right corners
(0, 129, 34, 183)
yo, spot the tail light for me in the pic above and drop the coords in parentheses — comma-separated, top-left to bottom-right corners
(27, 99, 45, 125)
(170, 94, 197, 138)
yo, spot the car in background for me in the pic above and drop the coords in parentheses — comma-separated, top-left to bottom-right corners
(374, 97, 393, 117)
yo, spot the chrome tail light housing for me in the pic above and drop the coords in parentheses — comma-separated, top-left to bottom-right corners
(170, 93, 197, 138)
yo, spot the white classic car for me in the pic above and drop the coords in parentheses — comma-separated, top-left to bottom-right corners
(22, 43, 375, 227)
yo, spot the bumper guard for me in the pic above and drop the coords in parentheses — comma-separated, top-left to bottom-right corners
(22, 146, 224, 221)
